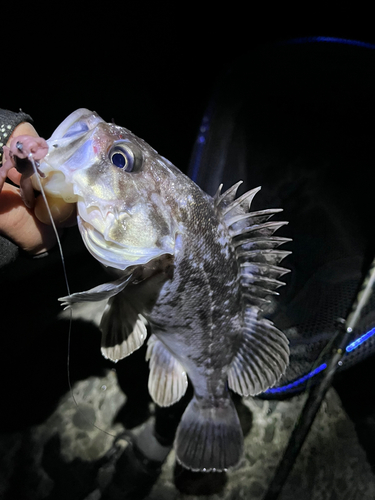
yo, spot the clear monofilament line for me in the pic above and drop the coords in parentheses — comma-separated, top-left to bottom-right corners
(28, 153, 75, 403)
(29, 153, 71, 296)
(28, 152, 116, 438)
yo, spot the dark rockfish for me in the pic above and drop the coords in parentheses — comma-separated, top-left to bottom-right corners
(35, 109, 290, 471)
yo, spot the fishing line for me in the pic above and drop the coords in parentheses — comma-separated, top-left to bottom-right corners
(27, 150, 116, 439)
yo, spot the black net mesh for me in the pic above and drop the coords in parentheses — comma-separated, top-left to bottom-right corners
(188, 39, 375, 397)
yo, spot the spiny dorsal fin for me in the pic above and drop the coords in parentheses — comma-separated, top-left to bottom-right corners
(215, 182, 291, 310)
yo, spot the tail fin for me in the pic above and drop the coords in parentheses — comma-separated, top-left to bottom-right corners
(174, 395, 243, 472)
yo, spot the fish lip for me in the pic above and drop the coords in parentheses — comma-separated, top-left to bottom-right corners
(78, 215, 128, 269)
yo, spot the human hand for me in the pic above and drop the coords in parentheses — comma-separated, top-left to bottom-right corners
(0, 122, 75, 254)
(2, 133, 49, 209)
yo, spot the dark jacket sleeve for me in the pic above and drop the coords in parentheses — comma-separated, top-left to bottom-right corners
(0, 108, 34, 269)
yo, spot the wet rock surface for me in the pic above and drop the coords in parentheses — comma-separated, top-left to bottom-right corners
(1, 368, 375, 499)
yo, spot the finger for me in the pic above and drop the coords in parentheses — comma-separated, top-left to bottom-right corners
(4, 122, 39, 185)
(6, 167, 21, 185)
(0, 168, 8, 192)
(0, 183, 57, 254)
(1, 122, 39, 190)
(12, 135, 49, 161)
(19, 176, 36, 209)
(0, 165, 19, 192)
(0, 146, 17, 192)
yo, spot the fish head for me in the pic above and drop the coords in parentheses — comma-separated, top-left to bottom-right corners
(36, 109, 179, 270)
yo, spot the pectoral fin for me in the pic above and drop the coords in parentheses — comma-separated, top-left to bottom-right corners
(146, 334, 188, 407)
(58, 273, 135, 309)
(228, 307, 289, 396)
(100, 294, 148, 362)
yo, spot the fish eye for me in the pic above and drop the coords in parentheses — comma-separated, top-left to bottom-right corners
(109, 142, 142, 172)
(111, 150, 131, 170)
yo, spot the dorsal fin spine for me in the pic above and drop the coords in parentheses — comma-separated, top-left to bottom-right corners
(230, 220, 289, 238)
(213, 183, 223, 203)
(226, 208, 283, 228)
(237, 249, 292, 264)
(215, 181, 291, 312)
(233, 236, 292, 249)
(214, 180, 243, 209)
(221, 185, 260, 215)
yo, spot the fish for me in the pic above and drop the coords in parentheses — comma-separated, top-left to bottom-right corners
(33, 108, 291, 472)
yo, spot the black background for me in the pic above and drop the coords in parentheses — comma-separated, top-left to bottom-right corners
(4, 7, 374, 174)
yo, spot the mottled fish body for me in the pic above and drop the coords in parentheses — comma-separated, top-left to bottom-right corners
(35, 109, 290, 471)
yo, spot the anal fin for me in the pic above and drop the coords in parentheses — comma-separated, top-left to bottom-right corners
(228, 307, 289, 396)
(146, 334, 188, 407)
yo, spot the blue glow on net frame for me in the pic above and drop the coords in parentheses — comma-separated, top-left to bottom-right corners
(346, 327, 375, 353)
(283, 36, 375, 50)
(265, 363, 327, 394)
(264, 326, 375, 394)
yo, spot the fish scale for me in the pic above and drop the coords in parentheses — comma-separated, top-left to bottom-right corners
(37, 108, 290, 472)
